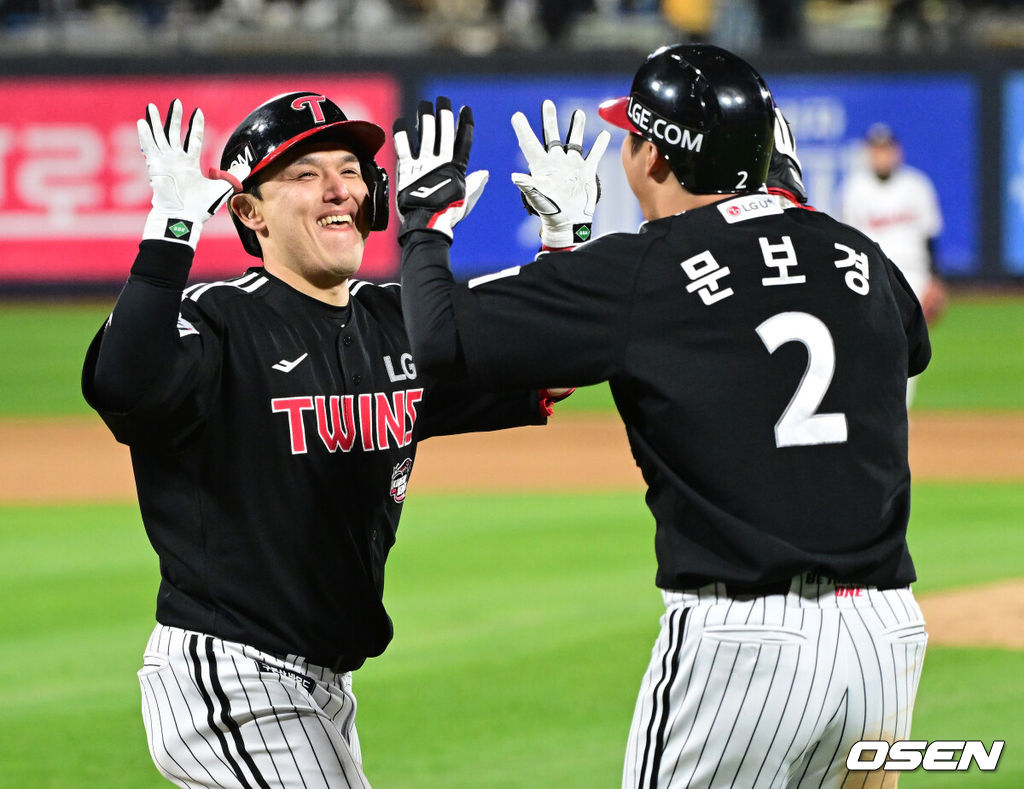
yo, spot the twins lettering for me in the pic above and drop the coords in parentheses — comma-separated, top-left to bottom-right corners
(272, 388, 424, 455)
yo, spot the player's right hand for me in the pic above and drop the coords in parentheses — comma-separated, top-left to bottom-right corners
(511, 100, 610, 250)
(393, 97, 489, 244)
(766, 106, 808, 205)
(138, 99, 240, 250)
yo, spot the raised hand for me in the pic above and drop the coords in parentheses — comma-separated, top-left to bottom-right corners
(510, 99, 610, 249)
(393, 97, 488, 242)
(138, 99, 239, 249)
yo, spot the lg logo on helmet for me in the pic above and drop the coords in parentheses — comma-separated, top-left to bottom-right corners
(627, 97, 703, 152)
(291, 95, 328, 124)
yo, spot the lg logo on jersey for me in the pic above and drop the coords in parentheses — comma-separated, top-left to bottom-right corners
(847, 740, 1004, 772)
(384, 353, 417, 382)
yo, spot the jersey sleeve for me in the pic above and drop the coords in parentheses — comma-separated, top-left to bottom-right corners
(415, 379, 548, 440)
(82, 240, 221, 447)
(883, 252, 931, 377)
(413, 233, 645, 392)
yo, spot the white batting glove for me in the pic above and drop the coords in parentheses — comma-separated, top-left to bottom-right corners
(511, 99, 610, 250)
(138, 99, 240, 250)
(394, 97, 489, 243)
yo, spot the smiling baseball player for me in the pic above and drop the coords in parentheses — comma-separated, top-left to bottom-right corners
(81, 92, 567, 788)
(397, 45, 932, 788)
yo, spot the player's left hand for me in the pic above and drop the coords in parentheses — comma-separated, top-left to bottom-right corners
(394, 97, 489, 243)
(138, 99, 240, 250)
(511, 100, 610, 249)
(766, 105, 808, 205)
(920, 277, 948, 325)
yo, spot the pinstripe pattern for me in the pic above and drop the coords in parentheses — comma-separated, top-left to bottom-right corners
(622, 577, 927, 788)
(138, 624, 372, 788)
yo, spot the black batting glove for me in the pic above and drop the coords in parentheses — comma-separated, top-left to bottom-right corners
(766, 106, 808, 205)
(393, 97, 489, 244)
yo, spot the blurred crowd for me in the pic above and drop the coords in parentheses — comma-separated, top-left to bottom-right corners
(3, 0, 1024, 54)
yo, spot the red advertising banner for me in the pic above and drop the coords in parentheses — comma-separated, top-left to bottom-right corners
(0, 75, 399, 283)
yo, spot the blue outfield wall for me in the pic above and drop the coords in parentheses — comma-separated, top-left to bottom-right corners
(768, 74, 978, 276)
(1004, 72, 1024, 275)
(422, 72, 982, 280)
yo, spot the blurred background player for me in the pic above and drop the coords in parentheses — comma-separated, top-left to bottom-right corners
(840, 121, 947, 406)
(81, 92, 563, 788)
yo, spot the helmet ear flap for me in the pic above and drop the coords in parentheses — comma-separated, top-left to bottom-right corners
(233, 214, 263, 258)
(227, 192, 265, 259)
(365, 161, 389, 232)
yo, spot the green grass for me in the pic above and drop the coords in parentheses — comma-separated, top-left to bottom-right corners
(912, 295, 1024, 411)
(0, 504, 158, 788)
(906, 481, 1024, 592)
(899, 648, 1024, 787)
(0, 293, 1021, 416)
(0, 302, 110, 416)
(2, 484, 1021, 788)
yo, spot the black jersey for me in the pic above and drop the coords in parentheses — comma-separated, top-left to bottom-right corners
(83, 241, 546, 669)
(402, 195, 930, 590)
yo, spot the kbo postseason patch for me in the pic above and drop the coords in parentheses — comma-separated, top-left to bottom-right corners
(390, 458, 412, 503)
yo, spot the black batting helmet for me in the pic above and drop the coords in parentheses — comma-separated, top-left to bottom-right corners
(598, 44, 775, 195)
(220, 91, 390, 258)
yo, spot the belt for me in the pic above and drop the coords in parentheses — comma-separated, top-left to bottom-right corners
(723, 580, 792, 598)
(723, 577, 907, 599)
(299, 653, 366, 674)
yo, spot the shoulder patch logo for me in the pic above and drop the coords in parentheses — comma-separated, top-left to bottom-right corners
(390, 458, 413, 503)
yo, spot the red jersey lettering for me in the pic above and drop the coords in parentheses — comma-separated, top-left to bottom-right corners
(271, 396, 315, 454)
(375, 391, 406, 450)
(315, 395, 357, 453)
(274, 389, 423, 454)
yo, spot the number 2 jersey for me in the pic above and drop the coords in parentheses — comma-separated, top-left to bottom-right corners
(82, 241, 548, 669)
(401, 194, 931, 590)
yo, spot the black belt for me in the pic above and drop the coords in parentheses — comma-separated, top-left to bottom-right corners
(722, 578, 907, 598)
(723, 580, 792, 598)
(295, 653, 366, 674)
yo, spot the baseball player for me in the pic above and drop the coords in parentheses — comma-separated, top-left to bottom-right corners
(396, 45, 931, 787)
(840, 122, 947, 406)
(81, 92, 567, 788)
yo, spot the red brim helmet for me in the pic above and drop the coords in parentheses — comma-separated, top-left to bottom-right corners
(597, 96, 633, 132)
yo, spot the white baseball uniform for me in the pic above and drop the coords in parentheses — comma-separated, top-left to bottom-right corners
(840, 164, 943, 406)
(623, 576, 927, 789)
(138, 624, 371, 789)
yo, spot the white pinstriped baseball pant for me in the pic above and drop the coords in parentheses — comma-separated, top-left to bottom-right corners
(138, 624, 371, 788)
(623, 575, 928, 789)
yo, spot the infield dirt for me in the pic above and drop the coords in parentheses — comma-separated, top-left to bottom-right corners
(2, 411, 1022, 648)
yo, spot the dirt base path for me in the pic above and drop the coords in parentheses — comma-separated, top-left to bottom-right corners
(2, 411, 1022, 648)
(2, 411, 1022, 502)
